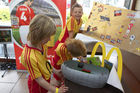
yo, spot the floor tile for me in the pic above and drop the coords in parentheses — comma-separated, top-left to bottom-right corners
(11, 79, 29, 93)
(20, 72, 29, 79)
(0, 83, 15, 93)
(0, 44, 15, 58)
(0, 70, 22, 83)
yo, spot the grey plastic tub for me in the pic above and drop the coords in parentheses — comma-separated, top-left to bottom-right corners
(61, 60, 109, 88)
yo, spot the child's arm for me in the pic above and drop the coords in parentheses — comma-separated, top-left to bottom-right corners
(68, 31, 74, 38)
(35, 77, 56, 92)
(53, 68, 64, 79)
(79, 29, 87, 33)
(35, 76, 68, 93)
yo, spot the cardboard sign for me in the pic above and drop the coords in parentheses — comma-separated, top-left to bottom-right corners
(84, 2, 140, 56)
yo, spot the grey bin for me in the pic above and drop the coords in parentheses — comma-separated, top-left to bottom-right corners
(61, 60, 109, 88)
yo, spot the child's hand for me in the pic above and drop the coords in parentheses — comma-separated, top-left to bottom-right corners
(56, 69, 62, 77)
(55, 69, 64, 80)
(77, 56, 83, 61)
(77, 56, 88, 63)
(58, 85, 68, 93)
(81, 30, 87, 34)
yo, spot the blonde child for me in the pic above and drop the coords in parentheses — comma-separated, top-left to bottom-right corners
(51, 38, 87, 87)
(54, 3, 84, 49)
(21, 14, 68, 93)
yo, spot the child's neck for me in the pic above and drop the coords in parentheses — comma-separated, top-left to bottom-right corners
(76, 19, 80, 24)
(72, 16, 79, 21)
(27, 41, 42, 50)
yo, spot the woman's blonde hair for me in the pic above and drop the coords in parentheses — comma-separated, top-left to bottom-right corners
(65, 39, 87, 57)
(27, 14, 56, 47)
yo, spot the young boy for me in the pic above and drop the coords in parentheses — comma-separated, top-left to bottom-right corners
(54, 3, 83, 49)
(51, 39, 87, 87)
(21, 14, 68, 93)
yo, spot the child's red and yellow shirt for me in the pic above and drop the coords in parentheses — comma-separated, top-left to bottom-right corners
(58, 16, 83, 43)
(21, 44, 52, 81)
(53, 43, 72, 69)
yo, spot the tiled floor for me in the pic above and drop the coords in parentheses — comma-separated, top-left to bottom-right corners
(0, 70, 29, 93)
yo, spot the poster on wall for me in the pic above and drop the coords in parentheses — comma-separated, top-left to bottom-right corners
(0, 5, 11, 27)
(9, 0, 66, 70)
(0, 5, 12, 44)
(84, 2, 140, 56)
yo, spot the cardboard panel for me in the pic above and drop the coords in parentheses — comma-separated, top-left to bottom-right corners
(84, 2, 140, 56)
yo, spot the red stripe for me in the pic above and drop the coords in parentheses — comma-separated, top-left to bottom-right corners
(77, 19, 81, 25)
(71, 17, 74, 30)
(25, 47, 34, 79)
(60, 45, 64, 61)
(28, 49, 36, 79)
(60, 27, 69, 43)
(28, 48, 35, 79)
(53, 52, 61, 69)
(64, 45, 68, 60)
(60, 45, 67, 61)
(62, 45, 67, 61)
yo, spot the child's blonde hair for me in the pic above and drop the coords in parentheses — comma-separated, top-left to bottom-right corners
(72, 3, 83, 12)
(27, 14, 56, 47)
(65, 39, 87, 57)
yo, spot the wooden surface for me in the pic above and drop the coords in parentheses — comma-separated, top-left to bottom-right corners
(121, 49, 140, 93)
(121, 49, 140, 81)
(121, 64, 140, 93)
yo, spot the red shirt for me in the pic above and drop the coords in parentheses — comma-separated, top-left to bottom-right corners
(16, 5, 35, 26)
(29, 7, 35, 19)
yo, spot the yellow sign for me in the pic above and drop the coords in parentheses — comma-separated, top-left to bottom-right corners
(84, 2, 140, 56)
